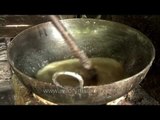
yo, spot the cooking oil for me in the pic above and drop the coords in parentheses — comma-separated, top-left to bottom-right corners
(36, 57, 125, 86)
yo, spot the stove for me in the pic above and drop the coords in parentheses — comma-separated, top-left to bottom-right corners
(0, 15, 159, 105)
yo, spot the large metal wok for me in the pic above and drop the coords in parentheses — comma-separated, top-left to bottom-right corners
(7, 19, 155, 105)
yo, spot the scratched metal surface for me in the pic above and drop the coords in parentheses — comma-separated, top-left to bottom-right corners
(0, 15, 159, 105)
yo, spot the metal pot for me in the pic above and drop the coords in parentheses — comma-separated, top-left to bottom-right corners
(7, 19, 155, 105)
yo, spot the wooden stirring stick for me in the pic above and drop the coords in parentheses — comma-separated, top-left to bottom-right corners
(49, 15, 93, 70)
